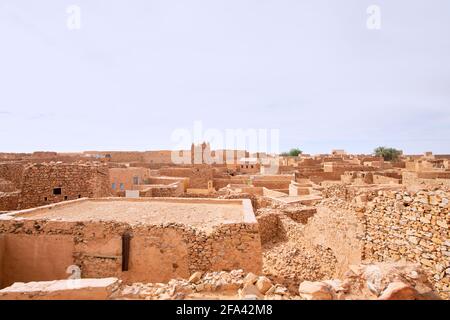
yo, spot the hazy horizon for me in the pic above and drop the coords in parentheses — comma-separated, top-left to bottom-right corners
(1, 0, 449, 154)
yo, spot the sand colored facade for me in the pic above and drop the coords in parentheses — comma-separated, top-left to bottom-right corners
(0, 197, 262, 288)
(0, 162, 111, 211)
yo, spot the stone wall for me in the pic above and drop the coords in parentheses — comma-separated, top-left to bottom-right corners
(321, 185, 449, 299)
(256, 212, 280, 244)
(158, 167, 214, 188)
(0, 191, 20, 212)
(308, 172, 342, 184)
(260, 208, 337, 293)
(362, 190, 449, 298)
(18, 163, 111, 209)
(144, 184, 184, 197)
(0, 199, 262, 287)
(0, 163, 24, 189)
(403, 171, 450, 187)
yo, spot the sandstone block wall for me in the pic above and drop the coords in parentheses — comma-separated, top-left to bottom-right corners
(0, 163, 25, 189)
(321, 185, 449, 299)
(0, 192, 20, 212)
(256, 213, 280, 244)
(18, 163, 111, 209)
(362, 190, 449, 298)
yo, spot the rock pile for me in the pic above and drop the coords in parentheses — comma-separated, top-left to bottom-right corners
(117, 270, 293, 300)
(263, 240, 337, 293)
(298, 262, 442, 300)
(256, 205, 337, 293)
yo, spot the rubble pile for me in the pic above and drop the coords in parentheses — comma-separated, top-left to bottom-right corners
(298, 262, 442, 300)
(117, 270, 293, 300)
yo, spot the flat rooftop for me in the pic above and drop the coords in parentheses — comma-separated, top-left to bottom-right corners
(6, 198, 255, 231)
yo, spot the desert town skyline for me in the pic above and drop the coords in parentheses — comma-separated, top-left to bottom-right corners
(0, 0, 448, 307)
(1, 145, 449, 300)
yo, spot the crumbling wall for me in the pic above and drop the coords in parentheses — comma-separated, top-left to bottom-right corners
(303, 205, 365, 277)
(261, 211, 337, 293)
(256, 213, 280, 244)
(0, 205, 262, 286)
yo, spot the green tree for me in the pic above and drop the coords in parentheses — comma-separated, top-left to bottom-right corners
(374, 146, 402, 161)
(280, 148, 303, 157)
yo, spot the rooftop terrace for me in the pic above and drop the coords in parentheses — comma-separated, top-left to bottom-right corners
(6, 197, 254, 231)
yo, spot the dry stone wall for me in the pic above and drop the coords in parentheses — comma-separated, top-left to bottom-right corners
(320, 185, 449, 299)
(18, 163, 111, 209)
(0, 192, 20, 212)
(362, 189, 449, 298)
(0, 163, 24, 189)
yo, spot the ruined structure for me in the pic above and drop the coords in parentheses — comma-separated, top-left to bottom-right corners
(0, 198, 261, 288)
(0, 148, 448, 300)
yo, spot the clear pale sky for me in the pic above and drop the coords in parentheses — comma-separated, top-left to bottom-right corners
(1, 0, 449, 154)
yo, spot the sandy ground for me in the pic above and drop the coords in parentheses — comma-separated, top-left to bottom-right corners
(20, 200, 243, 228)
